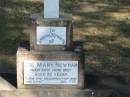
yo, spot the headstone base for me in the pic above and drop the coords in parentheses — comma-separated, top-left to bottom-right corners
(17, 43, 84, 89)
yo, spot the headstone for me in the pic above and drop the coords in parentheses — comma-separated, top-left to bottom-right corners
(17, 47, 84, 89)
(17, 0, 85, 93)
(44, 0, 59, 18)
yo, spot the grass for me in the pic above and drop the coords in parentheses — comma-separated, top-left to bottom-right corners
(0, 0, 130, 95)
(62, 0, 130, 95)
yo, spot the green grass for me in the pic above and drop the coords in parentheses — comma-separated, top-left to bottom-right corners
(0, 0, 43, 73)
(68, 0, 130, 93)
(0, 0, 130, 94)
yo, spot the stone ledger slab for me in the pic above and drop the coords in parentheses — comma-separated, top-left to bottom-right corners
(17, 46, 84, 89)
(30, 13, 73, 51)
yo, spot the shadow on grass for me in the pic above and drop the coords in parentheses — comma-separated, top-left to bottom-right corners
(116, 21, 130, 37)
(0, 0, 42, 73)
(86, 72, 130, 97)
(0, 0, 42, 53)
(85, 34, 130, 57)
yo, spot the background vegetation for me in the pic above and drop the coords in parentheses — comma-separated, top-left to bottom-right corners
(0, 0, 130, 96)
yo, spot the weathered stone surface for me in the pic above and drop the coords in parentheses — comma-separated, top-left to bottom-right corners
(17, 46, 84, 89)
(29, 13, 73, 51)
(0, 73, 117, 97)
(0, 89, 94, 97)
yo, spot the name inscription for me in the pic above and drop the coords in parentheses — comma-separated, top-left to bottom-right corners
(24, 61, 78, 85)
